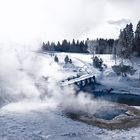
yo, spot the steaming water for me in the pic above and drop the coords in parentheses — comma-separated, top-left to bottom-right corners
(0, 45, 140, 139)
(0, 101, 140, 140)
(94, 106, 127, 120)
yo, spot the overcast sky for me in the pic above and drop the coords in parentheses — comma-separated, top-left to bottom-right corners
(0, 0, 140, 43)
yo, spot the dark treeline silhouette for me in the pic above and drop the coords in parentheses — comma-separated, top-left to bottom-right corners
(42, 39, 88, 53)
(42, 38, 115, 54)
(42, 21, 140, 56)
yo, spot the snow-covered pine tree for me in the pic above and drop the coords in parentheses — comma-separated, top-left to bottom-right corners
(134, 21, 140, 56)
(125, 23, 134, 59)
(118, 29, 126, 62)
(118, 23, 134, 61)
(42, 42, 46, 51)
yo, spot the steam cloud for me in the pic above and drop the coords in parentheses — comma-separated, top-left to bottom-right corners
(0, 42, 110, 115)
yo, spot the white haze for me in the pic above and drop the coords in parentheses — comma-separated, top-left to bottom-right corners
(0, 0, 140, 43)
(0, 0, 139, 113)
(0, 42, 112, 115)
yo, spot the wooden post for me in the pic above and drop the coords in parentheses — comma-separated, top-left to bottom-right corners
(89, 77, 91, 83)
(85, 79, 88, 85)
(93, 76, 96, 83)
(75, 82, 78, 86)
(80, 81, 83, 89)
(82, 80, 85, 86)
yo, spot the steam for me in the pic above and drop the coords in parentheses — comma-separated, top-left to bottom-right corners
(0, 42, 110, 115)
(0, 43, 41, 103)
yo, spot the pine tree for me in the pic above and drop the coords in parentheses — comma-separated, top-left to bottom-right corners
(134, 21, 140, 56)
(125, 23, 134, 58)
(62, 39, 69, 52)
(50, 42, 55, 51)
(79, 41, 85, 53)
(42, 42, 46, 51)
(118, 29, 126, 62)
(55, 41, 61, 51)
(118, 23, 134, 61)
(72, 39, 76, 46)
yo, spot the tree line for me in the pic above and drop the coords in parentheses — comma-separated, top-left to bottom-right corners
(42, 39, 88, 53)
(42, 21, 140, 57)
(42, 39, 115, 54)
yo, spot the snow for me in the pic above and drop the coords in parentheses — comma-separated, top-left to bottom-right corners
(53, 52, 140, 95)
(0, 50, 140, 139)
(0, 103, 140, 140)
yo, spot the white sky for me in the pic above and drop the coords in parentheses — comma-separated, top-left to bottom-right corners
(0, 0, 140, 43)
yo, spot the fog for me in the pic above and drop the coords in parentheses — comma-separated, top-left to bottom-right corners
(0, 41, 112, 117)
(0, 0, 139, 113)
(0, 0, 139, 43)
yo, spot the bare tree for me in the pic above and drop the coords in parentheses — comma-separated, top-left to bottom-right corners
(87, 40, 98, 57)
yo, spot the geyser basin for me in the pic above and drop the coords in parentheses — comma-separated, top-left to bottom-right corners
(66, 104, 140, 129)
(94, 106, 127, 120)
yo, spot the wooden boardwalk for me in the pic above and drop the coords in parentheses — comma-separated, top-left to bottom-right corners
(60, 74, 96, 88)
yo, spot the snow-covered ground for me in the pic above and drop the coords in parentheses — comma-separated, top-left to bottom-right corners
(0, 50, 140, 139)
(58, 52, 140, 95)
(0, 102, 140, 140)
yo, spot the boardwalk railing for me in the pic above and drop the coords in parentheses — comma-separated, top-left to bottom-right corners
(60, 74, 96, 88)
